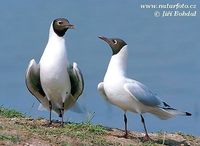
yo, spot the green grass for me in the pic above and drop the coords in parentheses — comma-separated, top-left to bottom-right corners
(0, 106, 25, 118)
(21, 121, 111, 145)
(59, 143, 71, 146)
(26, 122, 107, 136)
(0, 133, 20, 143)
(142, 142, 158, 146)
(1, 107, 197, 146)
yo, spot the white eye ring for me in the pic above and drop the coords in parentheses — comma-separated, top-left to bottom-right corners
(58, 21, 63, 25)
(113, 40, 117, 44)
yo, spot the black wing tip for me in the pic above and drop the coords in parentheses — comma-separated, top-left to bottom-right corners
(162, 102, 192, 116)
(163, 102, 170, 107)
(186, 112, 192, 116)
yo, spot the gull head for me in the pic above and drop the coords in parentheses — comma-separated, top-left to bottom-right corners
(98, 36, 127, 55)
(53, 18, 74, 37)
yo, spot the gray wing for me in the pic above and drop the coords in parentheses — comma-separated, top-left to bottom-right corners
(67, 62, 84, 100)
(124, 80, 161, 107)
(124, 80, 191, 119)
(25, 59, 50, 110)
(97, 82, 109, 101)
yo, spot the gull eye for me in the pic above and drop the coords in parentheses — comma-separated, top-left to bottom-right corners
(113, 40, 117, 44)
(58, 21, 63, 25)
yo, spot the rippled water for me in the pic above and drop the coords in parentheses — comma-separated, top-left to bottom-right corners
(0, 1, 199, 136)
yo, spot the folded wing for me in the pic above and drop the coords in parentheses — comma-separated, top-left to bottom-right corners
(124, 80, 161, 107)
(124, 79, 191, 119)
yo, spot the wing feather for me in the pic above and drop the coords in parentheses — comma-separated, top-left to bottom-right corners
(124, 80, 161, 107)
(97, 82, 109, 101)
(25, 59, 46, 100)
(67, 62, 84, 101)
(25, 59, 53, 111)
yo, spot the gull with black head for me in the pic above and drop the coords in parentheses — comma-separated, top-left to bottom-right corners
(25, 18, 84, 127)
(98, 36, 191, 140)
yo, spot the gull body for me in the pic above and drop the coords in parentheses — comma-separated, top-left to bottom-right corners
(25, 18, 84, 126)
(98, 36, 191, 139)
(39, 21, 70, 109)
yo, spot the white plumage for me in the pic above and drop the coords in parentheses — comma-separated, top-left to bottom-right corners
(98, 36, 191, 139)
(25, 18, 84, 126)
(39, 21, 71, 108)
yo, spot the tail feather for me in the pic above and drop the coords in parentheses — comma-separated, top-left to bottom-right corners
(185, 112, 192, 116)
(150, 107, 192, 120)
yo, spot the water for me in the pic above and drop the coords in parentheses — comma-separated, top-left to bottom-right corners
(0, 0, 199, 136)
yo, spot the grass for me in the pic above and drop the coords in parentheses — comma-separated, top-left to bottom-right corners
(142, 142, 157, 146)
(24, 122, 106, 136)
(0, 133, 20, 143)
(1, 110, 111, 146)
(177, 131, 196, 141)
(0, 107, 199, 146)
(22, 121, 110, 145)
(0, 106, 25, 118)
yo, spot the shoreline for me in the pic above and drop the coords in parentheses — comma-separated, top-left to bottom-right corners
(0, 107, 199, 146)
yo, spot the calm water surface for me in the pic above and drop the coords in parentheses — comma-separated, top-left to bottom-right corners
(0, 1, 199, 136)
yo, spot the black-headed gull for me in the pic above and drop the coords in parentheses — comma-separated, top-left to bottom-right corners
(26, 18, 84, 126)
(98, 36, 191, 139)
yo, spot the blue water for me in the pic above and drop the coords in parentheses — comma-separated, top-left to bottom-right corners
(0, 1, 199, 136)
